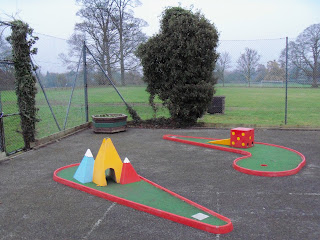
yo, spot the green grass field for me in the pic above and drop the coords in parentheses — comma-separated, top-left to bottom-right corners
(203, 87, 320, 126)
(1, 85, 319, 154)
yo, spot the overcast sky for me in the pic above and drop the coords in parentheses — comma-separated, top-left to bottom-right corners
(1, 0, 320, 40)
(1, 0, 320, 72)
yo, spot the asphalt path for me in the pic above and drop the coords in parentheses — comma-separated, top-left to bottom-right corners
(0, 128, 319, 239)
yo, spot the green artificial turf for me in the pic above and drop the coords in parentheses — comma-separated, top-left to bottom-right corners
(237, 144, 302, 171)
(57, 166, 228, 226)
(174, 136, 303, 172)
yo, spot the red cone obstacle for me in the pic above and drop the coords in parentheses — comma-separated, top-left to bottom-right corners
(120, 157, 141, 184)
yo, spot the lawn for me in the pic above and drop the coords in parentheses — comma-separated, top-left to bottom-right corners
(202, 87, 320, 127)
(82, 86, 319, 127)
(1, 85, 319, 154)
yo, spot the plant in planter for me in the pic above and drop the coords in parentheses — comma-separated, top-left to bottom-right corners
(92, 114, 127, 133)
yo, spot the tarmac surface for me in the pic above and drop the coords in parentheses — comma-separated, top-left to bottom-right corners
(0, 127, 319, 240)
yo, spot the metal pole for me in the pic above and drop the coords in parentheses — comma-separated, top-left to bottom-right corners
(285, 37, 288, 125)
(0, 91, 5, 153)
(85, 45, 130, 109)
(83, 42, 89, 122)
(31, 61, 61, 131)
(63, 53, 83, 130)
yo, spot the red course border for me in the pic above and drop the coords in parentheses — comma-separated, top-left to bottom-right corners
(163, 134, 306, 177)
(53, 164, 233, 234)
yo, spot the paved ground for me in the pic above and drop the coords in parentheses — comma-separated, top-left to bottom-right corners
(0, 128, 319, 240)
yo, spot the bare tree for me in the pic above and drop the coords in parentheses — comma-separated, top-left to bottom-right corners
(108, 0, 145, 85)
(77, 0, 118, 81)
(63, 0, 146, 85)
(59, 32, 85, 70)
(286, 24, 320, 88)
(216, 51, 231, 86)
(264, 60, 285, 81)
(255, 64, 267, 82)
(237, 48, 261, 87)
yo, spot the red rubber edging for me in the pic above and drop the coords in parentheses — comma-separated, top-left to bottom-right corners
(53, 164, 233, 234)
(163, 134, 306, 177)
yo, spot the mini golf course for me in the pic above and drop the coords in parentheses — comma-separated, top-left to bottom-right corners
(163, 134, 306, 177)
(53, 129, 306, 236)
(53, 138, 233, 234)
(54, 164, 233, 234)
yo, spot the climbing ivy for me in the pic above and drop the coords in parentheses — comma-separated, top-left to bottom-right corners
(127, 105, 141, 124)
(7, 20, 39, 150)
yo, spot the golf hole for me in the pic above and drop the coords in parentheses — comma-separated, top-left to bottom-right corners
(261, 164, 268, 167)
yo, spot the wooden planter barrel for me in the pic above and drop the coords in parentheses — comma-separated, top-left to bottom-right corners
(92, 114, 127, 133)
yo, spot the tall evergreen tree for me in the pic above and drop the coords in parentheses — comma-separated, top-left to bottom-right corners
(137, 7, 219, 126)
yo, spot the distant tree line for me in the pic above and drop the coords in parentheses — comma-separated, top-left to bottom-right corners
(37, 68, 143, 88)
(2, 8, 319, 89)
(215, 51, 286, 87)
(216, 24, 320, 87)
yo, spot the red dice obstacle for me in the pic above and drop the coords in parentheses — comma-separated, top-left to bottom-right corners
(230, 127, 254, 149)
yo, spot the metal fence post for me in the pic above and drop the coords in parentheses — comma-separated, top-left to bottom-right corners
(285, 37, 288, 125)
(83, 41, 89, 122)
(63, 53, 83, 130)
(0, 91, 5, 153)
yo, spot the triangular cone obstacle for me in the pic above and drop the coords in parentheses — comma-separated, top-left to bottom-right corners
(92, 138, 123, 186)
(53, 137, 234, 234)
(208, 139, 231, 146)
(120, 157, 141, 185)
(73, 149, 95, 183)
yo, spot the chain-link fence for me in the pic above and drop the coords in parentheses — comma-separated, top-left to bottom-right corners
(206, 37, 319, 127)
(84, 46, 168, 121)
(0, 24, 25, 155)
(216, 38, 286, 87)
(0, 26, 87, 155)
(0, 23, 25, 155)
(1, 27, 319, 154)
(84, 37, 319, 128)
(32, 33, 87, 139)
(0, 62, 25, 154)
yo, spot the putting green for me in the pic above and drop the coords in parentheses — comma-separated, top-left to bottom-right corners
(163, 135, 305, 176)
(57, 165, 228, 227)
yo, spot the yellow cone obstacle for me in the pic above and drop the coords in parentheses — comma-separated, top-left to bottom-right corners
(208, 139, 231, 146)
(92, 138, 123, 186)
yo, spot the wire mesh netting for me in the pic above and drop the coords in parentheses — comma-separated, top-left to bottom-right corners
(84, 51, 169, 121)
(205, 37, 319, 127)
(0, 63, 24, 154)
(0, 25, 24, 154)
(1, 24, 319, 154)
(32, 33, 86, 138)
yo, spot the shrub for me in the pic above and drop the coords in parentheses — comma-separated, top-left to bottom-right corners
(137, 7, 219, 126)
